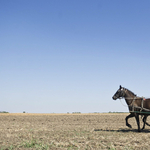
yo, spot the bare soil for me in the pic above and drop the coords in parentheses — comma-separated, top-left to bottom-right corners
(0, 113, 150, 150)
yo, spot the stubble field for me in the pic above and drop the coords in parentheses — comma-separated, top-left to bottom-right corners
(0, 113, 150, 150)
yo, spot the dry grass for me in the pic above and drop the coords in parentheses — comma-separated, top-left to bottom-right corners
(0, 113, 150, 149)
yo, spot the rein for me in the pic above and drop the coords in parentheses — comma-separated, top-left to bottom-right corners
(119, 98, 128, 107)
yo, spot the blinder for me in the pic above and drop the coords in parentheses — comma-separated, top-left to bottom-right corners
(113, 87, 126, 100)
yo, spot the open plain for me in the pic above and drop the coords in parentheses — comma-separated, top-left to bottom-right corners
(0, 113, 150, 150)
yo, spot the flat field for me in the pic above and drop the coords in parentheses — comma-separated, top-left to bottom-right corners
(0, 113, 150, 150)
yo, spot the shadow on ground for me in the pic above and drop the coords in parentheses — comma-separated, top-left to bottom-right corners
(94, 128, 150, 133)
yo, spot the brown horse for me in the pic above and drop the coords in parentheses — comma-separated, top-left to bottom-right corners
(112, 85, 150, 132)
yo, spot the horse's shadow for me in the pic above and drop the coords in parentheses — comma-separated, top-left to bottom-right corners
(94, 128, 150, 133)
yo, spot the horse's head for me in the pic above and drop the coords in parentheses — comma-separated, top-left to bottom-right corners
(112, 85, 126, 100)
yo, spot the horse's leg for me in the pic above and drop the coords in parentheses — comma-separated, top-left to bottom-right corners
(145, 121, 150, 126)
(144, 116, 150, 126)
(125, 113, 135, 128)
(135, 114, 141, 132)
(142, 115, 147, 130)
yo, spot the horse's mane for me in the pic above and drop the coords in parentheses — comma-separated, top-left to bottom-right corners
(124, 88, 137, 96)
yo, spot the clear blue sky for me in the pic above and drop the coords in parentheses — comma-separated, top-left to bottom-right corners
(0, 0, 150, 113)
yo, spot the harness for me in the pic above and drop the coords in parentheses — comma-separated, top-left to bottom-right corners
(120, 89, 150, 113)
(128, 97, 150, 113)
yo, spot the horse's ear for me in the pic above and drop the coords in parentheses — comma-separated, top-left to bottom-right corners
(119, 85, 122, 89)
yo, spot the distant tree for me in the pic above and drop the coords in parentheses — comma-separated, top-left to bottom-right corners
(0, 111, 9, 113)
(72, 112, 81, 114)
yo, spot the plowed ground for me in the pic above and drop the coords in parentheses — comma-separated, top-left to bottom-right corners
(0, 113, 150, 150)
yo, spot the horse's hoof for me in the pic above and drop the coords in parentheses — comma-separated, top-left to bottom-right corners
(127, 124, 132, 128)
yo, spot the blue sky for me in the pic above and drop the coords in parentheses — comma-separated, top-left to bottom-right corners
(0, 0, 150, 113)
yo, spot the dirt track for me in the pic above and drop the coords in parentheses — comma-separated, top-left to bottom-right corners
(0, 113, 150, 149)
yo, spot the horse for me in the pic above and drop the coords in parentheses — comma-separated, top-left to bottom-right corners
(112, 85, 150, 132)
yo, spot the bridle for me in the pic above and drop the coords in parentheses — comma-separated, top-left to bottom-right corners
(118, 88, 127, 99)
